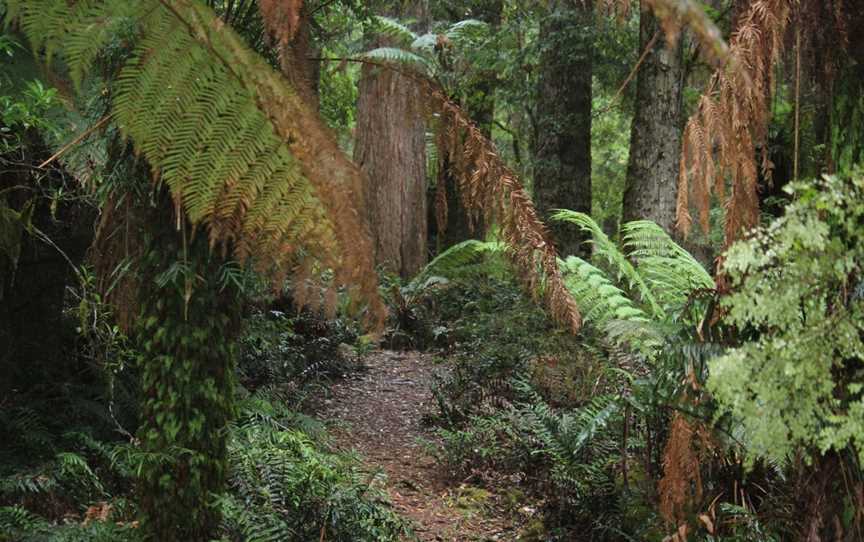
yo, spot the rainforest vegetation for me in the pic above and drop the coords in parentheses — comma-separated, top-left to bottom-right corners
(1, 0, 863, 540)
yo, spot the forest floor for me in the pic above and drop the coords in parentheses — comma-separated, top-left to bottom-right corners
(319, 350, 526, 541)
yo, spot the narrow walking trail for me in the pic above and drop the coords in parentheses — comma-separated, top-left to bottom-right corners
(319, 350, 520, 541)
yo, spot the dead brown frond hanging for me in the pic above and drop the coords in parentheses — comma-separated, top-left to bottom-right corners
(649, 0, 792, 245)
(643, 0, 731, 67)
(258, 0, 303, 47)
(658, 413, 715, 525)
(422, 85, 583, 333)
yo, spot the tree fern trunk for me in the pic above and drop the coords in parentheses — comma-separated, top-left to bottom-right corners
(533, 0, 594, 258)
(278, 4, 321, 110)
(622, 5, 684, 235)
(354, 3, 428, 278)
(136, 198, 239, 541)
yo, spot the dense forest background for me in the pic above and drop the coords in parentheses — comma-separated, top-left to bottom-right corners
(1, 0, 863, 541)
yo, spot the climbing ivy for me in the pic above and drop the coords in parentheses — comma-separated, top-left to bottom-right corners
(136, 205, 241, 541)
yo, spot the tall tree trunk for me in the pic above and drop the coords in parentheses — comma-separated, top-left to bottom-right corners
(533, 0, 594, 258)
(622, 4, 685, 234)
(354, 4, 428, 278)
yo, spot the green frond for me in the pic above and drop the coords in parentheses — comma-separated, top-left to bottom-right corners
(621, 220, 714, 311)
(7, 0, 382, 316)
(603, 318, 664, 354)
(360, 46, 433, 74)
(411, 239, 505, 286)
(560, 256, 649, 331)
(445, 19, 489, 42)
(410, 33, 438, 53)
(551, 210, 663, 317)
(371, 15, 418, 46)
(514, 378, 619, 462)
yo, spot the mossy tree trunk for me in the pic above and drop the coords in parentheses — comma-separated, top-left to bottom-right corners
(136, 197, 240, 541)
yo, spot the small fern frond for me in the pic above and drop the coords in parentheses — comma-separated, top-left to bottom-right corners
(552, 210, 663, 317)
(360, 47, 433, 74)
(371, 16, 418, 46)
(560, 256, 649, 330)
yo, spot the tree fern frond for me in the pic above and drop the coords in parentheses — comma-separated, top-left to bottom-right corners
(603, 318, 664, 354)
(444, 19, 488, 42)
(360, 47, 433, 74)
(411, 239, 505, 286)
(8, 0, 385, 325)
(371, 15, 418, 46)
(560, 256, 649, 330)
(552, 210, 663, 317)
(410, 33, 438, 53)
(621, 220, 713, 311)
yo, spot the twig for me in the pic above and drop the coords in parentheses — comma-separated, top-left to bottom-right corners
(594, 29, 661, 117)
(37, 114, 111, 169)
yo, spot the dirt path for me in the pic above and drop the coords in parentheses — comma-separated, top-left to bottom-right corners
(320, 350, 520, 541)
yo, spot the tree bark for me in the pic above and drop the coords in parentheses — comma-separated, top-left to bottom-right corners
(354, 4, 428, 278)
(533, 0, 594, 258)
(622, 4, 684, 235)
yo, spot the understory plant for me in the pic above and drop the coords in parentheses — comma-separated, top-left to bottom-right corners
(708, 172, 864, 538)
(406, 216, 726, 539)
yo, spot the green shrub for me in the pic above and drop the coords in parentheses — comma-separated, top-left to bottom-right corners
(217, 393, 414, 542)
(709, 172, 864, 466)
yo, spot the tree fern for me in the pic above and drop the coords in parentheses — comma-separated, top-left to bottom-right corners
(560, 256, 649, 331)
(552, 210, 663, 317)
(5, 0, 384, 322)
(621, 220, 713, 312)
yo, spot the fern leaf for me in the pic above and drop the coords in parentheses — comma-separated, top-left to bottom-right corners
(360, 47, 433, 74)
(371, 15, 418, 46)
(552, 210, 664, 318)
(445, 19, 488, 42)
(8, 0, 385, 325)
(621, 220, 713, 311)
(560, 256, 648, 330)
(410, 33, 438, 53)
(411, 239, 505, 286)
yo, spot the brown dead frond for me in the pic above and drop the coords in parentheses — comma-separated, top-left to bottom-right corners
(656, 0, 792, 245)
(658, 413, 715, 525)
(422, 85, 582, 333)
(644, 0, 730, 67)
(258, 0, 303, 48)
(174, 0, 386, 329)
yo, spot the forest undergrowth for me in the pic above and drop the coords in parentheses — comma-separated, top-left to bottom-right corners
(3, 1, 864, 541)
